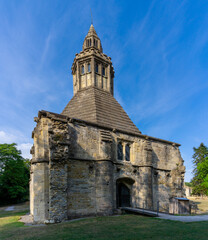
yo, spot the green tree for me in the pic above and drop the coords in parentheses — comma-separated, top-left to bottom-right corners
(185, 182, 192, 187)
(191, 143, 208, 196)
(0, 143, 30, 205)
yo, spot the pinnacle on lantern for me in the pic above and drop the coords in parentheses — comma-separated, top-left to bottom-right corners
(82, 24, 103, 52)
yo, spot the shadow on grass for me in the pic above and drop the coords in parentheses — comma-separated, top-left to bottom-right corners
(1, 214, 208, 240)
(0, 211, 29, 240)
(0, 210, 29, 219)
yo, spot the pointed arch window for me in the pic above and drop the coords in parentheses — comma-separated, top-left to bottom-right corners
(117, 143, 123, 160)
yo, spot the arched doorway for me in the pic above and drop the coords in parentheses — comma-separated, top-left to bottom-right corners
(116, 178, 135, 208)
(117, 183, 130, 207)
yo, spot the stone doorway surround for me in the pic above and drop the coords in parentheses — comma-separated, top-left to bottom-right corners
(116, 177, 135, 208)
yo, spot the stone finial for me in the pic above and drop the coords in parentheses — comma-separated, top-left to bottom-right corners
(82, 24, 103, 52)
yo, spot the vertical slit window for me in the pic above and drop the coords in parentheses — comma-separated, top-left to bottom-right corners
(118, 143, 123, 160)
(125, 144, 130, 161)
(102, 67, 105, 76)
(88, 63, 91, 72)
(95, 63, 99, 73)
(81, 65, 85, 74)
(95, 74, 97, 86)
(89, 39, 91, 46)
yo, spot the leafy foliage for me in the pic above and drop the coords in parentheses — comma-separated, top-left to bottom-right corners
(185, 182, 192, 187)
(191, 143, 208, 196)
(0, 143, 30, 205)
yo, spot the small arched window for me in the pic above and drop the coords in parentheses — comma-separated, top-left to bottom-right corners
(125, 144, 130, 161)
(88, 63, 91, 72)
(95, 63, 99, 73)
(81, 65, 85, 74)
(117, 143, 123, 160)
(89, 39, 91, 46)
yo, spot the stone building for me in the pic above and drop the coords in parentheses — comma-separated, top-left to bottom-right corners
(30, 25, 186, 223)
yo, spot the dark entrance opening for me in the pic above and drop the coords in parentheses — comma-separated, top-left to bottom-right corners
(117, 183, 130, 207)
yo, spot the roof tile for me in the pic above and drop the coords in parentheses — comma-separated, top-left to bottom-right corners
(62, 87, 141, 135)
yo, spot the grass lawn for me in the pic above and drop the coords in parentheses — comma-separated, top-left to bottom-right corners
(1, 209, 208, 240)
(189, 197, 208, 214)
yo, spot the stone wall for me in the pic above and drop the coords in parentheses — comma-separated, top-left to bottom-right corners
(30, 111, 185, 222)
(30, 162, 49, 222)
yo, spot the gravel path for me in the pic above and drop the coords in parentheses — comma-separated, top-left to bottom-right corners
(157, 213, 208, 222)
(5, 206, 15, 211)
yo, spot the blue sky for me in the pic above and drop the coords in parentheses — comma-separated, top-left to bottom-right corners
(0, 0, 208, 182)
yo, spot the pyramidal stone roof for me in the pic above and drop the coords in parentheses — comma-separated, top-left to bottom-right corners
(87, 24, 98, 37)
(62, 87, 141, 135)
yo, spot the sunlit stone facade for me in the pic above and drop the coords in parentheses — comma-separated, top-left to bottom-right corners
(30, 25, 186, 223)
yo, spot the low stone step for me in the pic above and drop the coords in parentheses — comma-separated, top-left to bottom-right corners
(121, 207, 158, 217)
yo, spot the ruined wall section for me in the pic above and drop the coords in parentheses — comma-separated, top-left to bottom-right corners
(30, 116, 50, 222)
(31, 113, 70, 223)
(47, 117, 69, 223)
(31, 113, 115, 222)
(151, 141, 185, 211)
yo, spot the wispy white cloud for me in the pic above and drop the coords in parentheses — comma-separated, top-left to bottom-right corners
(39, 30, 55, 70)
(0, 131, 19, 143)
(17, 143, 32, 159)
(0, 130, 32, 159)
(131, 77, 208, 121)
